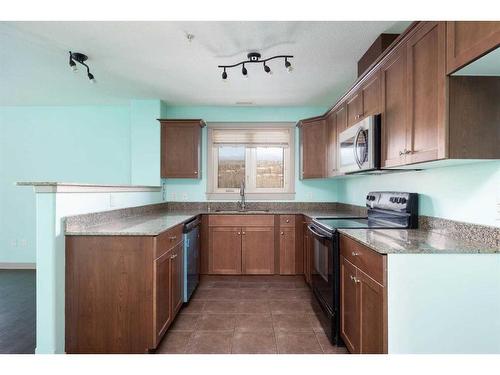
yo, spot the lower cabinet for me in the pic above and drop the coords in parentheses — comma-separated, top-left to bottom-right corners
(208, 216, 275, 275)
(242, 226, 275, 274)
(209, 226, 242, 274)
(207, 214, 301, 275)
(339, 234, 387, 354)
(279, 227, 295, 274)
(65, 223, 185, 354)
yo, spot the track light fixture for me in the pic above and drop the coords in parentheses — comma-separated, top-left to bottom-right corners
(218, 52, 293, 80)
(68, 51, 96, 83)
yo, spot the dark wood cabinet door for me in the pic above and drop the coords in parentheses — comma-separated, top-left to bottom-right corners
(300, 119, 327, 179)
(302, 222, 311, 285)
(171, 242, 184, 316)
(357, 269, 386, 354)
(242, 226, 275, 274)
(209, 227, 242, 274)
(335, 103, 347, 134)
(446, 21, 500, 74)
(346, 91, 363, 128)
(160, 121, 202, 178)
(380, 45, 408, 168)
(326, 112, 337, 177)
(406, 21, 447, 164)
(340, 256, 359, 353)
(361, 71, 381, 118)
(154, 250, 173, 344)
(279, 227, 296, 275)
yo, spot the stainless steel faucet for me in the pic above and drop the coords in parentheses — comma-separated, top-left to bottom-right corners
(239, 180, 246, 211)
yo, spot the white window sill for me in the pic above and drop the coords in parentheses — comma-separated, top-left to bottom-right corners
(206, 192, 296, 200)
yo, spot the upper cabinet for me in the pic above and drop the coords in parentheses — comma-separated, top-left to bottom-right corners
(297, 21, 500, 177)
(446, 21, 500, 74)
(326, 112, 338, 177)
(346, 70, 381, 128)
(158, 119, 205, 179)
(298, 117, 327, 179)
(405, 21, 447, 164)
(380, 44, 408, 168)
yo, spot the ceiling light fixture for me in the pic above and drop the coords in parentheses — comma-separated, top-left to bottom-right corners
(219, 52, 293, 80)
(68, 51, 96, 83)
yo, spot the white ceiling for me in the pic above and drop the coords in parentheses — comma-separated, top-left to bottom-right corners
(0, 21, 410, 106)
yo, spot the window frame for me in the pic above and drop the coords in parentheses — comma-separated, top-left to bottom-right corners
(206, 123, 296, 200)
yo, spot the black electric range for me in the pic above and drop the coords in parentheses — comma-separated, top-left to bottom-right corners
(307, 191, 418, 345)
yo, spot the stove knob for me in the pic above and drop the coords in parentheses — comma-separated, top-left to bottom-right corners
(389, 197, 395, 203)
(366, 195, 370, 201)
(401, 197, 407, 204)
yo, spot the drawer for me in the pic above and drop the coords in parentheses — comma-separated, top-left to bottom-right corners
(340, 234, 386, 285)
(208, 214, 274, 227)
(279, 215, 295, 227)
(155, 224, 183, 259)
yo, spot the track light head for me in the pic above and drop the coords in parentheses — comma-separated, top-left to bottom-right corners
(285, 58, 293, 73)
(242, 64, 248, 79)
(69, 52, 78, 72)
(222, 69, 228, 80)
(88, 72, 96, 83)
(264, 63, 272, 75)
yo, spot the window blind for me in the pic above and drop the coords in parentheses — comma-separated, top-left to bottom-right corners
(211, 128, 291, 147)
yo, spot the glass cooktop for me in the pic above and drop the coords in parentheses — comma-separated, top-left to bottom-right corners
(313, 217, 407, 232)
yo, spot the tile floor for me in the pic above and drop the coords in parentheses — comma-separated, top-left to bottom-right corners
(155, 275, 348, 354)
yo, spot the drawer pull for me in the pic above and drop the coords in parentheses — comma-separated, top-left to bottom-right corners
(242, 231, 246, 235)
(286, 219, 290, 223)
(237, 232, 241, 235)
(352, 251, 359, 256)
(169, 236, 177, 241)
(280, 231, 284, 235)
(170, 254, 177, 259)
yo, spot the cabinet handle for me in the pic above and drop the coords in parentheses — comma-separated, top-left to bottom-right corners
(354, 277, 360, 284)
(237, 232, 241, 235)
(170, 254, 177, 259)
(194, 171, 198, 175)
(169, 236, 177, 241)
(242, 231, 246, 235)
(286, 219, 290, 223)
(352, 251, 359, 256)
(280, 231, 284, 235)
(399, 150, 404, 156)
(405, 149, 413, 155)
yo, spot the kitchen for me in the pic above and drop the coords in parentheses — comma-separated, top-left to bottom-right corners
(1, 4, 500, 373)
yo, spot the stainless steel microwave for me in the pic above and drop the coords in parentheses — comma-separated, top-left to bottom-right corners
(338, 115, 381, 174)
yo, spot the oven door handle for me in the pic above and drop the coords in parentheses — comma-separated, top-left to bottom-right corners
(308, 224, 330, 239)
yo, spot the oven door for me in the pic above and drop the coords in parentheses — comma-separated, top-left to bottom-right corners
(308, 224, 334, 311)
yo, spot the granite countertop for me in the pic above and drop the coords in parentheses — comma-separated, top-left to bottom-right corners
(64, 209, 362, 236)
(339, 228, 500, 255)
(64, 204, 499, 255)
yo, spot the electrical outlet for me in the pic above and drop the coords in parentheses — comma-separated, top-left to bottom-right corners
(20, 239, 27, 248)
(10, 239, 17, 247)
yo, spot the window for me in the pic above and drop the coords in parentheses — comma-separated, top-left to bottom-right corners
(207, 124, 295, 199)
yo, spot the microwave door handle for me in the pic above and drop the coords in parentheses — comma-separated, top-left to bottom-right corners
(308, 225, 329, 239)
(353, 128, 363, 168)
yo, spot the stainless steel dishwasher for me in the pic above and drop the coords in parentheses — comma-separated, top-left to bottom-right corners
(183, 216, 200, 302)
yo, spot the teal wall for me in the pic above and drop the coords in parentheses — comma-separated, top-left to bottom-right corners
(163, 106, 338, 202)
(130, 100, 163, 186)
(0, 105, 132, 263)
(336, 161, 500, 227)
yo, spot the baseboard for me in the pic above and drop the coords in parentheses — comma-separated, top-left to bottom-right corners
(0, 262, 36, 269)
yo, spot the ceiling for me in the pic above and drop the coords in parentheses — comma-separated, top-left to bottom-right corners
(0, 21, 410, 106)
